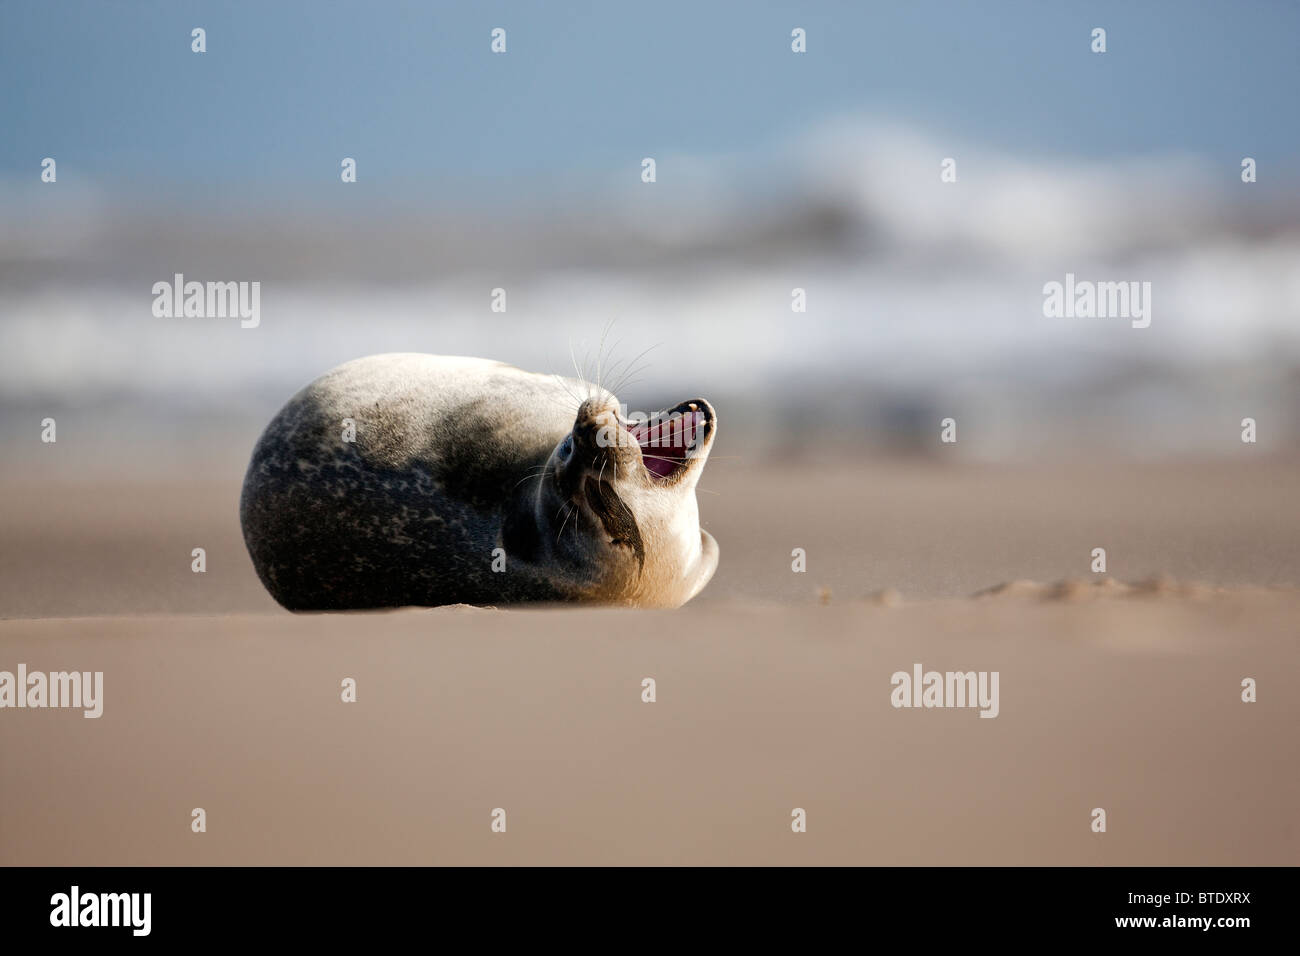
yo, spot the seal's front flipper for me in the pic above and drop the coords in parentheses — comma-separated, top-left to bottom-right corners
(683, 529, 719, 605)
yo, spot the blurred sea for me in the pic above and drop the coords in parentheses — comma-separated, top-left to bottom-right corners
(4, 119, 1298, 464)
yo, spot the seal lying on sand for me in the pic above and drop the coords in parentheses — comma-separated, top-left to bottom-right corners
(239, 353, 718, 610)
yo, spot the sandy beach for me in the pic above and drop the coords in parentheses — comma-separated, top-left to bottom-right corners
(2, 455, 1296, 865)
(2, 593, 1295, 866)
(4, 452, 1299, 617)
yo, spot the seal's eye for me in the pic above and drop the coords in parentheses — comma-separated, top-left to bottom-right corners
(558, 435, 574, 460)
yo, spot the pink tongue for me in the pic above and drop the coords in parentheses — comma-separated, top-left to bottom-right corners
(629, 412, 700, 479)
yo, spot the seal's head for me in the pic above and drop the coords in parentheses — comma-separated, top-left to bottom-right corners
(524, 393, 718, 607)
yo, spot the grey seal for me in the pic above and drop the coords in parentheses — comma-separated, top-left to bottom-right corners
(239, 353, 718, 610)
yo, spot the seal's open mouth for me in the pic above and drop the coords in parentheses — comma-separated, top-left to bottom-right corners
(627, 400, 714, 481)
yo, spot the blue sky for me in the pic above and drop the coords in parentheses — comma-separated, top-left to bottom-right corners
(2, 0, 1297, 199)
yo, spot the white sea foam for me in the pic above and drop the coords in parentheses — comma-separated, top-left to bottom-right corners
(2, 119, 1297, 457)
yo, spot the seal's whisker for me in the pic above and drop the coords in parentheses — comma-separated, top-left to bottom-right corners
(600, 332, 625, 387)
(511, 465, 550, 491)
(639, 453, 737, 462)
(568, 339, 593, 400)
(614, 343, 661, 390)
(603, 353, 642, 399)
(606, 344, 661, 397)
(581, 341, 601, 400)
(609, 370, 649, 400)
(554, 502, 575, 545)
(595, 320, 615, 394)
(568, 338, 581, 381)
(551, 373, 587, 410)
(612, 377, 646, 395)
(611, 340, 657, 373)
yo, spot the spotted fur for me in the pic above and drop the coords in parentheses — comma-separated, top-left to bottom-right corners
(240, 353, 717, 610)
